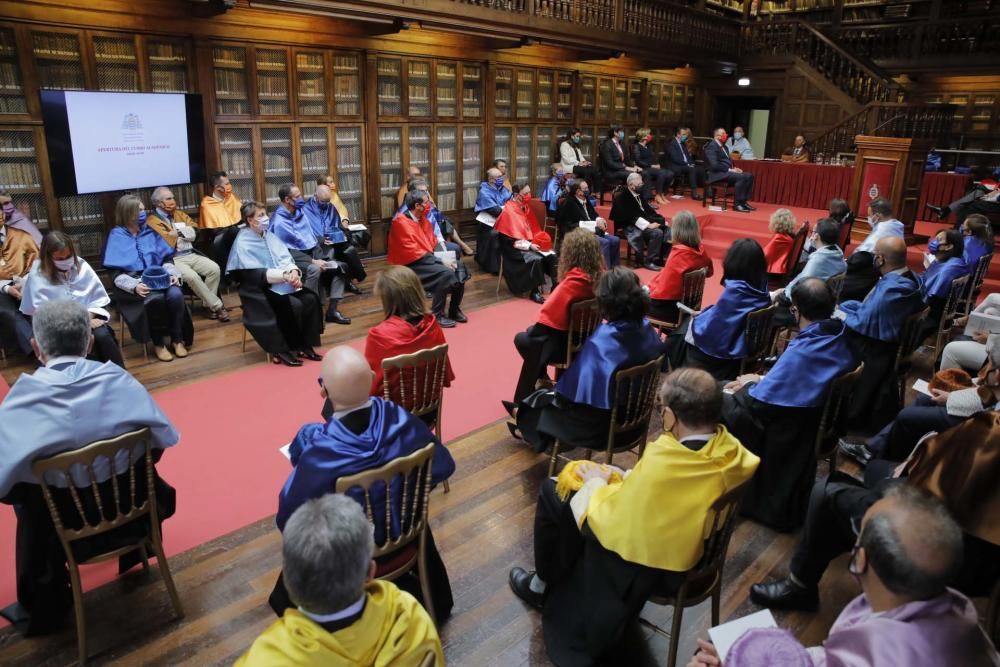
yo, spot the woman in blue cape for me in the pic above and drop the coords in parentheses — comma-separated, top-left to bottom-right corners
(917, 228, 970, 343)
(510, 267, 665, 453)
(961, 213, 993, 279)
(666, 239, 771, 380)
(102, 194, 193, 362)
(227, 201, 324, 367)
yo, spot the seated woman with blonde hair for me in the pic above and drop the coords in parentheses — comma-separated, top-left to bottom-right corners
(320, 265, 455, 423)
(19, 231, 124, 367)
(762, 208, 798, 275)
(647, 210, 714, 322)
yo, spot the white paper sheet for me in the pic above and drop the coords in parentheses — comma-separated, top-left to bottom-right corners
(635, 217, 651, 231)
(347, 223, 367, 231)
(708, 609, 777, 662)
(912, 379, 932, 397)
(476, 211, 497, 227)
(579, 220, 597, 232)
(965, 311, 1000, 337)
(434, 250, 457, 264)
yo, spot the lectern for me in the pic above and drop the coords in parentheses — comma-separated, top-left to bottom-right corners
(849, 135, 934, 240)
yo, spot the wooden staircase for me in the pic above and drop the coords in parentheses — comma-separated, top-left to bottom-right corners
(808, 101, 958, 158)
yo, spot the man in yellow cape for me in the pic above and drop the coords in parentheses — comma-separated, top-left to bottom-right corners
(509, 368, 759, 666)
(198, 171, 242, 230)
(237, 494, 442, 667)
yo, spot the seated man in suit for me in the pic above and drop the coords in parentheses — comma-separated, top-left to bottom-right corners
(598, 124, 641, 191)
(0, 299, 179, 635)
(703, 127, 755, 213)
(270, 345, 456, 622)
(609, 173, 668, 271)
(662, 127, 703, 200)
(839, 236, 925, 434)
(750, 415, 1000, 619)
(781, 135, 811, 163)
(509, 368, 759, 667)
(724, 484, 999, 666)
(238, 494, 444, 666)
(554, 180, 620, 270)
(927, 181, 1000, 227)
(722, 278, 857, 531)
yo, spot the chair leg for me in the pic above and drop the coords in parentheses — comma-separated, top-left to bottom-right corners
(667, 596, 686, 667)
(241, 327, 248, 353)
(68, 564, 88, 666)
(150, 536, 184, 618)
(496, 256, 504, 298)
(417, 533, 437, 626)
(139, 542, 150, 572)
(711, 587, 721, 626)
(548, 440, 561, 477)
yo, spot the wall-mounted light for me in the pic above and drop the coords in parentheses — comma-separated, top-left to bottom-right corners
(738, 77, 751, 87)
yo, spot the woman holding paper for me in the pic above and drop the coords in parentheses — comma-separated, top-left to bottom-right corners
(942, 292, 1000, 371)
(495, 183, 558, 304)
(226, 201, 323, 367)
(647, 210, 713, 322)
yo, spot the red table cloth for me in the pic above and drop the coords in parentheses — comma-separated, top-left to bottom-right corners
(738, 161, 855, 210)
(916, 172, 973, 225)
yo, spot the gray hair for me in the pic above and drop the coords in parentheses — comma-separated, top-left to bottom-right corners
(486, 167, 501, 181)
(403, 189, 427, 211)
(282, 494, 374, 614)
(671, 210, 701, 247)
(150, 186, 172, 208)
(626, 172, 643, 187)
(407, 177, 429, 192)
(658, 368, 722, 429)
(987, 334, 1000, 367)
(32, 299, 91, 358)
(860, 484, 962, 600)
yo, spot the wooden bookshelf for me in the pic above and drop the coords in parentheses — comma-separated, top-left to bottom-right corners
(217, 126, 255, 201)
(462, 64, 482, 119)
(299, 126, 330, 196)
(0, 128, 48, 231)
(377, 57, 402, 117)
(581, 75, 596, 122)
(213, 45, 250, 116)
(515, 69, 534, 120)
(407, 60, 431, 117)
(256, 48, 290, 116)
(32, 30, 85, 90)
(146, 38, 191, 93)
(93, 35, 139, 92)
(332, 125, 364, 217)
(461, 125, 483, 208)
(436, 62, 457, 118)
(435, 125, 457, 212)
(296, 50, 327, 117)
(377, 125, 403, 218)
(58, 194, 104, 266)
(261, 126, 293, 205)
(0, 28, 27, 115)
(495, 66, 513, 119)
(333, 53, 361, 117)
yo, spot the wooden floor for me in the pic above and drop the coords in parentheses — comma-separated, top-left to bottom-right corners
(0, 256, 867, 665)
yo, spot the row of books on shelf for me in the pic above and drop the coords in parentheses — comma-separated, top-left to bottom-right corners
(36, 63, 84, 89)
(59, 197, 102, 224)
(334, 55, 359, 72)
(94, 41, 135, 61)
(222, 152, 254, 174)
(379, 174, 401, 189)
(257, 74, 289, 96)
(377, 60, 401, 76)
(33, 35, 80, 58)
(151, 70, 188, 92)
(213, 47, 246, 67)
(0, 162, 39, 189)
(0, 134, 34, 153)
(298, 79, 324, 97)
(214, 69, 248, 97)
(264, 154, 293, 171)
(256, 50, 287, 68)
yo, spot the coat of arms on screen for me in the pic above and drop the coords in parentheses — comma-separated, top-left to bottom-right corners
(868, 183, 880, 200)
(121, 113, 143, 131)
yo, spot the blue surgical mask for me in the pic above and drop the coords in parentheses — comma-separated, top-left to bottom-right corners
(734, 132, 744, 140)
(572, 136, 581, 144)
(495, 177, 505, 187)
(293, 196, 305, 210)
(256, 216, 269, 231)
(928, 239, 940, 254)
(680, 135, 689, 143)
(137, 210, 147, 224)
(617, 131, 625, 140)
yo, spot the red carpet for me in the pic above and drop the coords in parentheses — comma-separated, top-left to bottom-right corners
(0, 297, 542, 620)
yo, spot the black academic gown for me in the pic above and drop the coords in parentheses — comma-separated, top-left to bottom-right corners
(229, 269, 323, 355)
(112, 283, 194, 347)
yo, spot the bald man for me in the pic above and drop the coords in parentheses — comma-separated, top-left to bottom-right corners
(473, 167, 511, 273)
(302, 184, 366, 294)
(838, 235, 925, 432)
(271, 345, 456, 619)
(730, 485, 1000, 666)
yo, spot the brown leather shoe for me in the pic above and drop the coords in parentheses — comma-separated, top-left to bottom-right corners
(214, 307, 231, 323)
(154, 346, 174, 362)
(173, 342, 189, 358)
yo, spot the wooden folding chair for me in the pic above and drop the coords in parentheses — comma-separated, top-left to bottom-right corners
(894, 307, 930, 400)
(739, 304, 778, 375)
(648, 267, 707, 337)
(336, 442, 438, 625)
(117, 308, 148, 362)
(548, 355, 663, 476)
(815, 362, 864, 460)
(826, 270, 847, 302)
(642, 480, 752, 667)
(962, 252, 993, 317)
(32, 427, 183, 665)
(929, 274, 970, 368)
(382, 343, 451, 493)
(549, 298, 601, 379)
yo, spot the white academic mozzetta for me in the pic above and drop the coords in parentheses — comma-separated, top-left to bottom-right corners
(476, 211, 497, 227)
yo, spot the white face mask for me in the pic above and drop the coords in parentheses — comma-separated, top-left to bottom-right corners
(54, 257, 76, 272)
(255, 217, 269, 231)
(867, 215, 876, 228)
(734, 132, 743, 140)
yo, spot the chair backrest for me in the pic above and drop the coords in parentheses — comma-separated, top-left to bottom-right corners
(687, 479, 752, 582)
(741, 305, 778, 373)
(781, 221, 811, 280)
(894, 307, 931, 374)
(335, 442, 435, 559)
(31, 428, 156, 548)
(527, 197, 548, 232)
(966, 252, 994, 315)
(607, 356, 663, 452)
(681, 267, 708, 312)
(564, 298, 602, 367)
(826, 271, 847, 301)
(836, 213, 854, 250)
(815, 362, 865, 457)
(213, 223, 241, 271)
(939, 274, 971, 335)
(381, 343, 450, 427)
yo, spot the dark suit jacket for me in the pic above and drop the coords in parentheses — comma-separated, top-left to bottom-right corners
(599, 138, 632, 173)
(663, 138, 695, 170)
(556, 196, 600, 237)
(610, 189, 665, 229)
(703, 140, 734, 183)
(631, 142, 657, 169)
